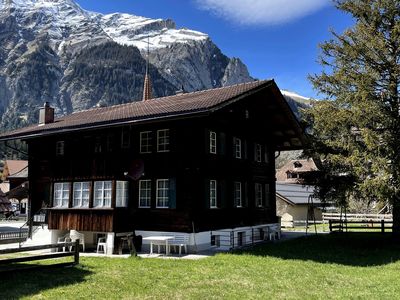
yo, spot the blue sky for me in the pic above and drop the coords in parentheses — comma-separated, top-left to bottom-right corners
(75, 0, 353, 98)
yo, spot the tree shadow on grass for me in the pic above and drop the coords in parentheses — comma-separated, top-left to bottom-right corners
(0, 264, 92, 299)
(236, 233, 400, 267)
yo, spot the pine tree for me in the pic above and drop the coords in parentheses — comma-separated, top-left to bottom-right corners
(306, 0, 400, 235)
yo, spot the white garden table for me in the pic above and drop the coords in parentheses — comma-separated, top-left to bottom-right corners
(143, 236, 174, 255)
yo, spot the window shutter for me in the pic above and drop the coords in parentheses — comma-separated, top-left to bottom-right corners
(43, 182, 52, 207)
(169, 178, 176, 209)
(243, 139, 248, 159)
(205, 179, 210, 208)
(219, 132, 226, 155)
(205, 129, 210, 154)
(265, 183, 270, 207)
(219, 180, 227, 208)
(264, 145, 269, 163)
(232, 137, 236, 158)
(244, 182, 249, 207)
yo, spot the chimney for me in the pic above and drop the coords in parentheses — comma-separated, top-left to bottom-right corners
(39, 102, 54, 125)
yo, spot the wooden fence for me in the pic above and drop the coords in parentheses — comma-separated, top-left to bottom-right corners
(0, 240, 80, 272)
(323, 213, 393, 232)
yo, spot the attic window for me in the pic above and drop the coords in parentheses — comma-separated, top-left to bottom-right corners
(56, 141, 65, 156)
(121, 127, 130, 149)
(293, 161, 302, 168)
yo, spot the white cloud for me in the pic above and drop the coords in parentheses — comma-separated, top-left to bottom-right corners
(195, 0, 331, 26)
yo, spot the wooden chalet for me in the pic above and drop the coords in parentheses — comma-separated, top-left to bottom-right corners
(0, 80, 305, 252)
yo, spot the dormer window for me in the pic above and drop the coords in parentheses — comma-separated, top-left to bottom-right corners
(56, 141, 65, 156)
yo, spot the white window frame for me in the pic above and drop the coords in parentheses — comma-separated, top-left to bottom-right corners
(116, 181, 129, 207)
(210, 180, 217, 208)
(210, 131, 217, 154)
(255, 183, 263, 207)
(94, 181, 112, 208)
(139, 180, 151, 208)
(255, 143, 262, 162)
(56, 141, 65, 156)
(234, 137, 242, 159)
(140, 131, 152, 153)
(157, 129, 170, 152)
(72, 182, 90, 208)
(53, 182, 70, 208)
(156, 179, 169, 208)
(234, 182, 242, 208)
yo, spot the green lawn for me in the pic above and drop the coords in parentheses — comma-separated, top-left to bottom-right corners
(1, 233, 400, 299)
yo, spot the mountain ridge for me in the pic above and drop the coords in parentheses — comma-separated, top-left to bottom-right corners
(0, 0, 254, 130)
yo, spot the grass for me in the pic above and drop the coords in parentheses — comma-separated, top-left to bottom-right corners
(283, 223, 327, 232)
(0, 233, 400, 299)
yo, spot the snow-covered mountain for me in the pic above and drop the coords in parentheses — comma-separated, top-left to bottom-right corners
(0, 0, 252, 129)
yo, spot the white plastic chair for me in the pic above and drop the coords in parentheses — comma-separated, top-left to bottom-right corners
(70, 230, 86, 252)
(57, 234, 72, 252)
(170, 235, 189, 256)
(97, 237, 107, 254)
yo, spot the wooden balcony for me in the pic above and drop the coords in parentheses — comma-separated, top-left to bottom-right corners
(48, 208, 114, 232)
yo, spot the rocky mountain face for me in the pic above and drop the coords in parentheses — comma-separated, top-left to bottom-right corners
(0, 0, 253, 130)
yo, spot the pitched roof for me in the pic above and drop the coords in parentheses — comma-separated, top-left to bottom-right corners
(3, 160, 28, 178)
(276, 158, 319, 182)
(0, 80, 305, 150)
(276, 182, 322, 205)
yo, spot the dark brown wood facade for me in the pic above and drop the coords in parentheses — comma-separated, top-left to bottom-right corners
(24, 86, 301, 234)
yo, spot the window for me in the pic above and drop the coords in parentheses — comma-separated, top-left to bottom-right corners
(234, 137, 242, 159)
(157, 129, 170, 152)
(265, 184, 270, 207)
(211, 235, 220, 247)
(139, 180, 151, 208)
(156, 179, 169, 208)
(53, 182, 70, 207)
(210, 180, 217, 208)
(56, 141, 65, 156)
(107, 134, 114, 152)
(94, 136, 102, 153)
(255, 183, 263, 207)
(255, 143, 262, 162)
(121, 127, 130, 148)
(237, 232, 245, 246)
(140, 131, 152, 153)
(210, 131, 217, 154)
(116, 181, 129, 207)
(234, 182, 242, 207)
(73, 182, 90, 208)
(94, 181, 112, 208)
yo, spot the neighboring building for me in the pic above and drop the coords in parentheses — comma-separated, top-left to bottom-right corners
(276, 158, 319, 183)
(276, 183, 323, 227)
(0, 80, 305, 253)
(1, 160, 29, 215)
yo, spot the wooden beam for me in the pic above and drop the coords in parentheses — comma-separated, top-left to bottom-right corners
(0, 252, 73, 265)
